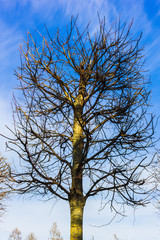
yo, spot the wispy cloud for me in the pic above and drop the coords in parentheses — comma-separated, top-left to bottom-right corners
(0, 20, 21, 155)
(0, 20, 21, 72)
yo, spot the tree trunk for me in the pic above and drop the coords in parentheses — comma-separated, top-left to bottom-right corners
(70, 77, 86, 240)
(69, 194, 85, 240)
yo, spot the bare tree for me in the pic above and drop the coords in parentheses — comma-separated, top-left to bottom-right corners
(152, 155, 160, 210)
(26, 232, 37, 240)
(8, 227, 22, 240)
(0, 154, 9, 217)
(7, 18, 155, 240)
(114, 234, 120, 240)
(49, 222, 63, 240)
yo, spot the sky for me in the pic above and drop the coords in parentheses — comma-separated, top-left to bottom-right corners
(0, 0, 160, 239)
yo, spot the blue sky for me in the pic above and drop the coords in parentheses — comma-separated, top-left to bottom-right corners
(0, 0, 160, 239)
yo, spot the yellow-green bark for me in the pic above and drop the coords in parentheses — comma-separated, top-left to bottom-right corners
(70, 77, 86, 240)
(70, 195, 85, 240)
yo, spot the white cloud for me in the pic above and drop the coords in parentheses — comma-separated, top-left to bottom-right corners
(0, 20, 21, 72)
(0, 21, 21, 156)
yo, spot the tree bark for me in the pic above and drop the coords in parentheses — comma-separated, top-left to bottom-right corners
(69, 194, 85, 240)
(70, 78, 86, 240)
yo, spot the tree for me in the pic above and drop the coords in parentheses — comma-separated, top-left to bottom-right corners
(8, 227, 22, 240)
(26, 233, 37, 240)
(49, 222, 63, 240)
(114, 234, 120, 240)
(7, 18, 155, 240)
(152, 154, 160, 210)
(0, 154, 9, 217)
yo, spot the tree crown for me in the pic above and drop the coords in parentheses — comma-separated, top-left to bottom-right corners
(7, 18, 155, 214)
